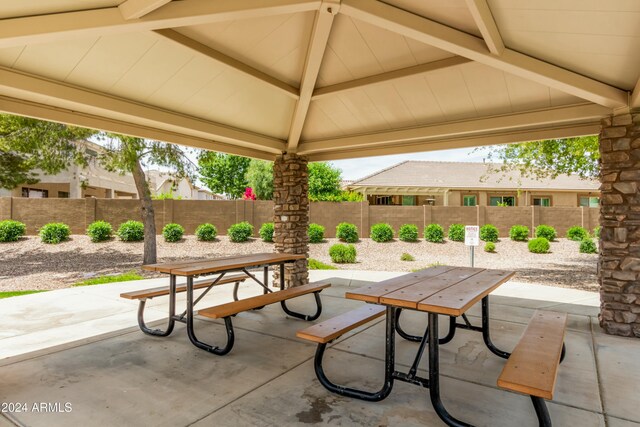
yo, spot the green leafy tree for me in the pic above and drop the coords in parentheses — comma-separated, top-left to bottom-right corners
(479, 136, 599, 180)
(308, 162, 342, 199)
(246, 159, 274, 200)
(99, 134, 195, 264)
(0, 115, 96, 189)
(198, 152, 251, 199)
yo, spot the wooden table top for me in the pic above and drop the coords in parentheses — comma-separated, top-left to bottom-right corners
(346, 266, 514, 316)
(142, 253, 306, 276)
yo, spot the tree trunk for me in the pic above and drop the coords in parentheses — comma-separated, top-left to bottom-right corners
(131, 159, 157, 265)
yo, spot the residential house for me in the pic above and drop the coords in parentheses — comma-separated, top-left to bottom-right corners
(146, 170, 221, 200)
(345, 161, 600, 207)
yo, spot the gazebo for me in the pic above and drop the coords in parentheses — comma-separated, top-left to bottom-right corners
(0, 0, 638, 337)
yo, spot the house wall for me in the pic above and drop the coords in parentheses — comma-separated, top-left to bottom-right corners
(0, 198, 600, 238)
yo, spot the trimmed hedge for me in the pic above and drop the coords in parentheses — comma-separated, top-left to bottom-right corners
(195, 223, 217, 241)
(448, 224, 465, 242)
(398, 224, 419, 242)
(480, 224, 499, 243)
(528, 237, 550, 254)
(336, 222, 358, 243)
(484, 242, 496, 253)
(535, 225, 557, 241)
(567, 226, 588, 241)
(259, 222, 275, 242)
(308, 223, 325, 243)
(580, 238, 597, 254)
(593, 226, 601, 239)
(509, 225, 529, 241)
(228, 221, 254, 242)
(162, 223, 184, 242)
(117, 221, 144, 242)
(40, 222, 71, 244)
(400, 252, 415, 261)
(370, 223, 394, 242)
(87, 221, 112, 243)
(424, 224, 445, 243)
(0, 220, 26, 243)
(329, 243, 357, 263)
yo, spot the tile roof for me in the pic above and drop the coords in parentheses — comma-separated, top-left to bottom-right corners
(349, 161, 598, 191)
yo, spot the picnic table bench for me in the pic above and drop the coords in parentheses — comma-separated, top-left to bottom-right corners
(123, 253, 330, 355)
(297, 266, 567, 426)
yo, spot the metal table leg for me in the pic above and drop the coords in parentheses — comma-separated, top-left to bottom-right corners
(137, 274, 176, 336)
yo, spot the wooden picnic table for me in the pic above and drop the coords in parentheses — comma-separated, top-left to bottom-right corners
(124, 253, 328, 355)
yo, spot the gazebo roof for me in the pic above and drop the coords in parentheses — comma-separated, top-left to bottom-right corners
(0, 0, 637, 161)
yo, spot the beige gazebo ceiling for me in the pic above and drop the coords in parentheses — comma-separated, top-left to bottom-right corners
(0, 0, 638, 161)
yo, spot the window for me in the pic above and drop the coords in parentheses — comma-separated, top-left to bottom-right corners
(489, 196, 515, 206)
(533, 197, 551, 207)
(375, 196, 392, 205)
(58, 191, 70, 198)
(402, 195, 416, 206)
(21, 188, 48, 198)
(579, 196, 599, 207)
(462, 195, 477, 206)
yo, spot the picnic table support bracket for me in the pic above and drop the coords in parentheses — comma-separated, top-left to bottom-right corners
(313, 306, 396, 401)
(531, 396, 552, 427)
(176, 272, 237, 320)
(281, 291, 323, 321)
(481, 296, 511, 360)
(185, 276, 236, 356)
(137, 275, 177, 337)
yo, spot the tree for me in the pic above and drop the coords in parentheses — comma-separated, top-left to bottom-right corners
(246, 159, 273, 200)
(308, 162, 342, 199)
(198, 152, 250, 199)
(0, 115, 96, 189)
(479, 136, 599, 180)
(99, 134, 195, 264)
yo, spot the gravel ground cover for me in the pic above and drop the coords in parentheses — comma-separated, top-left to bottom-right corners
(0, 235, 598, 292)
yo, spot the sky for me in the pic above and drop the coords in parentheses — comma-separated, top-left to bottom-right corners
(329, 146, 489, 181)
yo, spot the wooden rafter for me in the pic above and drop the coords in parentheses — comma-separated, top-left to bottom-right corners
(465, 0, 504, 55)
(119, 0, 172, 20)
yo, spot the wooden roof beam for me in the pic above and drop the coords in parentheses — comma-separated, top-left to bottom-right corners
(631, 77, 640, 109)
(286, 0, 339, 152)
(312, 56, 471, 100)
(119, 0, 172, 20)
(465, 0, 504, 56)
(154, 29, 299, 99)
(0, 0, 321, 48)
(341, 0, 627, 109)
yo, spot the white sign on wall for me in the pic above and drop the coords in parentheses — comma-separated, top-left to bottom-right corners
(465, 225, 480, 246)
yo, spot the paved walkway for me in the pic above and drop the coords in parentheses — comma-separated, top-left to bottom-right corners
(0, 271, 638, 426)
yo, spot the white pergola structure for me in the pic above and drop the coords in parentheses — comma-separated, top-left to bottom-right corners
(0, 0, 639, 336)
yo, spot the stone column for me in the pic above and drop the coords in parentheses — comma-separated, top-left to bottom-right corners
(273, 153, 309, 288)
(599, 111, 640, 337)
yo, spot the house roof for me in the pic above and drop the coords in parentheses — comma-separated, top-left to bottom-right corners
(348, 161, 599, 191)
(0, 1, 633, 162)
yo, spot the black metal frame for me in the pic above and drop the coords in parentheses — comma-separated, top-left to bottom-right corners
(137, 260, 323, 356)
(314, 295, 564, 427)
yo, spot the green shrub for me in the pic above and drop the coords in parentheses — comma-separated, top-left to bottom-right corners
(535, 225, 557, 241)
(329, 244, 357, 263)
(398, 224, 419, 242)
(484, 242, 496, 253)
(195, 223, 217, 241)
(259, 222, 275, 242)
(308, 223, 325, 243)
(370, 223, 394, 242)
(336, 222, 358, 243)
(567, 226, 588, 241)
(447, 224, 465, 242)
(162, 223, 184, 242)
(117, 220, 144, 242)
(39, 222, 71, 244)
(228, 221, 254, 242)
(480, 224, 499, 242)
(308, 258, 338, 270)
(0, 220, 26, 243)
(593, 226, 601, 239)
(424, 224, 445, 243)
(580, 238, 597, 254)
(509, 225, 529, 241)
(87, 220, 112, 243)
(400, 252, 415, 261)
(528, 237, 550, 254)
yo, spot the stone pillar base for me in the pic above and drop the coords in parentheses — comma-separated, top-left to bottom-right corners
(599, 111, 640, 337)
(273, 154, 309, 288)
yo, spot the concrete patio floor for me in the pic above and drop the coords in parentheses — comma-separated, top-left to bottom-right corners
(0, 271, 639, 427)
